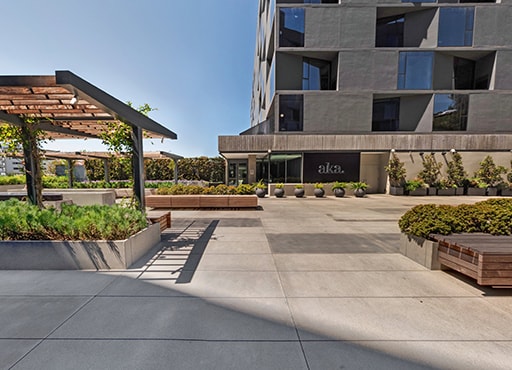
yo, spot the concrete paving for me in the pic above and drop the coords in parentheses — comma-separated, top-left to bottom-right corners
(2, 194, 512, 369)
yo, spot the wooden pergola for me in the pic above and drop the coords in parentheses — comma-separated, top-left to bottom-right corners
(0, 70, 177, 209)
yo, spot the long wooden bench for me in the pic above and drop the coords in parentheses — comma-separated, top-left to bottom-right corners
(146, 195, 258, 209)
(431, 233, 512, 286)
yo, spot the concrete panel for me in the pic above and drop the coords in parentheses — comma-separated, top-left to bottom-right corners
(275, 53, 302, 90)
(433, 53, 453, 90)
(50, 296, 295, 340)
(467, 94, 512, 132)
(360, 152, 388, 193)
(15, 340, 308, 370)
(306, 7, 374, 48)
(339, 51, 397, 91)
(399, 95, 433, 132)
(494, 50, 512, 90)
(303, 93, 372, 132)
(473, 6, 512, 47)
(404, 9, 437, 48)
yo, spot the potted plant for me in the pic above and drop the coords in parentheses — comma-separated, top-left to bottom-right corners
(350, 181, 369, 198)
(254, 180, 267, 198)
(446, 151, 467, 195)
(473, 155, 507, 196)
(294, 184, 305, 198)
(384, 152, 406, 195)
(314, 183, 325, 198)
(274, 183, 285, 198)
(331, 181, 347, 198)
(503, 165, 512, 196)
(405, 179, 428, 196)
(418, 154, 442, 195)
(467, 178, 488, 196)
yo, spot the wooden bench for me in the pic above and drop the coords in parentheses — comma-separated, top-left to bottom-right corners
(431, 233, 512, 286)
(147, 211, 171, 232)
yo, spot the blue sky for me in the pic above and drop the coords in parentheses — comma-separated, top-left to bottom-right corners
(0, 0, 258, 157)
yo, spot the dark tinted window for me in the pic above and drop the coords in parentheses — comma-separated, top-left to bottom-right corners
(279, 8, 305, 47)
(376, 15, 404, 47)
(303, 58, 332, 90)
(279, 95, 303, 131)
(372, 98, 400, 131)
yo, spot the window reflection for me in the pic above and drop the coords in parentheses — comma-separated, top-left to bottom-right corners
(433, 94, 468, 131)
(279, 95, 303, 131)
(302, 58, 333, 90)
(398, 52, 434, 90)
(376, 15, 404, 47)
(279, 8, 305, 47)
(438, 7, 474, 47)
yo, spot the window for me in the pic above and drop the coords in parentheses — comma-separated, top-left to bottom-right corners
(402, 0, 436, 3)
(302, 58, 332, 90)
(277, 0, 337, 3)
(279, 95, 303, 131)
(438, 7, 474, 47)
(398, 52, 434, 90)
(372, 98, 400, 131)
(433, 94, 468, 131)
(376, 15, 404, 47)
(453, 57, 475, 89)
(279, 8, 305, 47)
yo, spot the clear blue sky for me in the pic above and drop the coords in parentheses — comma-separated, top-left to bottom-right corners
(0, 0, 258, 158)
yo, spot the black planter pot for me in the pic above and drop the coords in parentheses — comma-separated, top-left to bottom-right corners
(255, 188, 266, 198)
(294, 188, 305, 198)
(333, 188, 345, 198)
(354, 189, 366, 198)
(314, 188, 325, 198)
(274, 188, 285, 198)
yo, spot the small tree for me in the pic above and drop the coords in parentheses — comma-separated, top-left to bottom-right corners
(384, 153, 406, 187)
(418, 154, 442, 186)
(474, 155, 507, 187)
(446, 152, 467, 187)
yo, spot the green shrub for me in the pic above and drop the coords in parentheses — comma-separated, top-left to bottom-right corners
(399, 198, 512, 238)
(0, 199, 147, 241)
(0, 175, 26, 185)
(156, 183, 254, 195)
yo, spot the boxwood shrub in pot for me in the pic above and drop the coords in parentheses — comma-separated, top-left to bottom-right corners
(294, 184, 305, 198)
(274, 183, 285, 198)
(314, 183, 325, 198)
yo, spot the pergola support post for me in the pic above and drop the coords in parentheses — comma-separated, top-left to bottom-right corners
(103, 158, 110, 183)
(20, 124, 41, 207)
(131, 125, 145, 210)
(66, 159, 74, 188)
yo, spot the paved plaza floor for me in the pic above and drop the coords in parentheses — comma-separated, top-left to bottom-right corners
(2, 194, 512, 369)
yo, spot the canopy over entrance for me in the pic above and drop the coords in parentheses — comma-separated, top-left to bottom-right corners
(0, 70, 177, 209)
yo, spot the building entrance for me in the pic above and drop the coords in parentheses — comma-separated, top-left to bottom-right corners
(227, 160, 248, 185)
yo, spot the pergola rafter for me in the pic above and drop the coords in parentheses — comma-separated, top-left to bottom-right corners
(0, 71, 178, 209)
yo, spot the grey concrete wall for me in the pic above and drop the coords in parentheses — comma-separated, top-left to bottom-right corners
(494, 51, 512, 90)
(276, 53, 303, 90)
(305, 7, 374, 49)
(473, 6, 512, 47)
(399, 95, 433, 132)
(475, 52, 496, 89)
(404, 9, 437, 48)
(303, 93, 372, 132)
(393, 151, 512, 183)
(339, 51, 397, 91)
(467, 94, 512, 132)
(433, 53, 453, 90)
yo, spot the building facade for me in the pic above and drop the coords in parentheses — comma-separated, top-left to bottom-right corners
(219, 0, 512, 192)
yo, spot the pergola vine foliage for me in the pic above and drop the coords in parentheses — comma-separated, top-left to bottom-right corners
(0, 116, 49, 207)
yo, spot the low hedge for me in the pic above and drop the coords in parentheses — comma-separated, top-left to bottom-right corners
(156, 183, 254, 195)
(0, 199, 148, 241)
(399, 198, 512, 238)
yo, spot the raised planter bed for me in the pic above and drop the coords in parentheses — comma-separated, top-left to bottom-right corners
(400, 233, 442, 270)
(146, 195, 258, 209)
(0, 223, 161, 270)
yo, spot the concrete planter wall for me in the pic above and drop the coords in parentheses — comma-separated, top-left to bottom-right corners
(389, 186, 404, 196)
(0, 223, 161, 270)
(400, 233, 441, 270)
(467, 187, 486, 196)
(436, 188, 456, 196)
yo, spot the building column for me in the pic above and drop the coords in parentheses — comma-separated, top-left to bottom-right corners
(248, 155, 257, 184)
(131, 125, 145, 210)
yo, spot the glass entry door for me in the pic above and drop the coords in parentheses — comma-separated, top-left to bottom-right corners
(228, 160, 248, 185)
